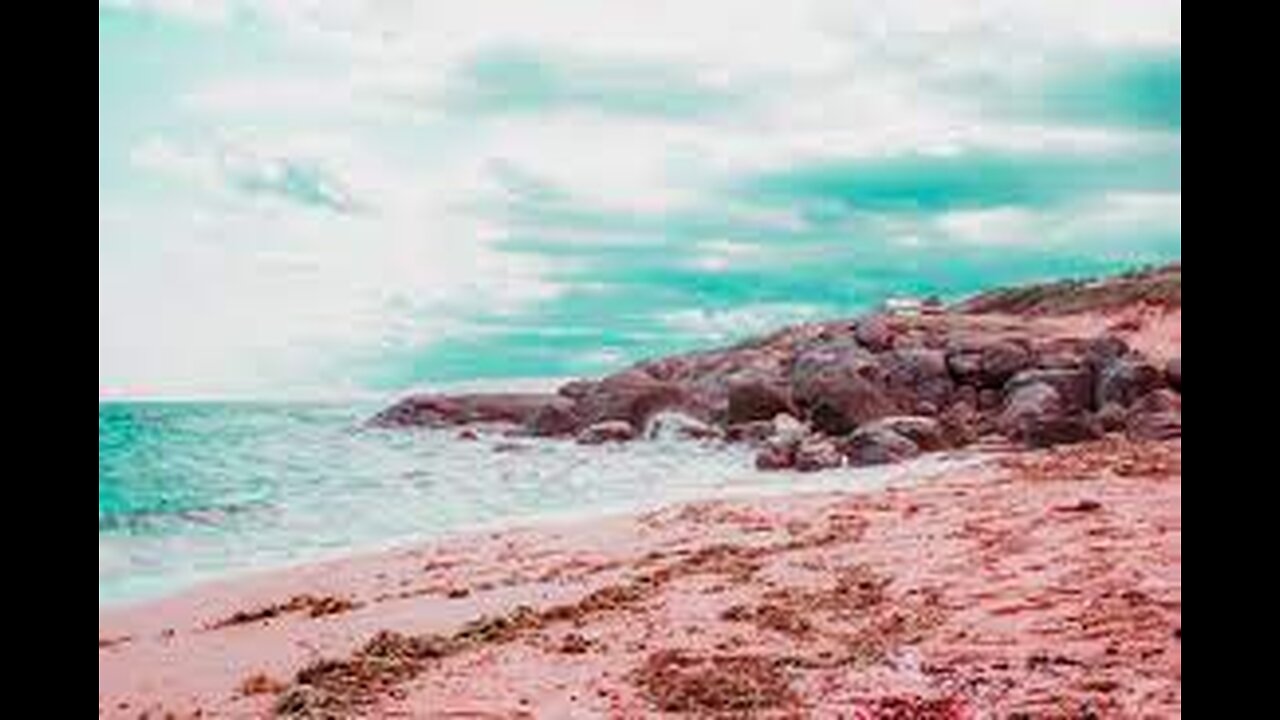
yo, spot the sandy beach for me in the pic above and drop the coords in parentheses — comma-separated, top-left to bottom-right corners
(100, 435, 1180, 719)
(101, 268, 1182, 718)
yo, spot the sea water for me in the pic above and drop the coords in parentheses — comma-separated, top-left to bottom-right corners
(99, 401, 963, 606)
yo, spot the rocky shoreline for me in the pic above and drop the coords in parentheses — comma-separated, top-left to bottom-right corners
(100, 264, 1182, 718)
(371, 265, 1181, 472)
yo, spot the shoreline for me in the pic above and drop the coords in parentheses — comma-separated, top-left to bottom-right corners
(100, 267, 1181, 718)
(99, 448, 986, 610)
(100, 438, 1180, 719)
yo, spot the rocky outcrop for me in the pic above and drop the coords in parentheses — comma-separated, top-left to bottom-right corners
(726, 376, 795, 425)
(369, 393, 570, 429)
(372, 264, 1181, 471)
(574, 372, 694, 431)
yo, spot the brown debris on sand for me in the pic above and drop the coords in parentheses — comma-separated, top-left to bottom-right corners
(632, 649, 798, 714)
(211, 594, 361, 629)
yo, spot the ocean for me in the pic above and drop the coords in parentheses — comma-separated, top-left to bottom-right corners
(101, 401, 964, 607)
(102, 399, 967, 602)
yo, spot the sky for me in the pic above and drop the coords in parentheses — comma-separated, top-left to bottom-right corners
(99, 0, 1181, 399)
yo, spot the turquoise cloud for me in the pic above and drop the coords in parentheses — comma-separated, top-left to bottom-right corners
(448, 46, 750, 119)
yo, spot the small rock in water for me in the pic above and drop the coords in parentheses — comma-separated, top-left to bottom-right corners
(841, 427, 920, 466)
(576, 421, 637, 445)
(794, 438, 844, 472)
(645, 412, 721, 442)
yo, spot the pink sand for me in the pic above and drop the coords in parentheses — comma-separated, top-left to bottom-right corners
(100, 439, 1180, 718)
(100, 305, 1181, 718)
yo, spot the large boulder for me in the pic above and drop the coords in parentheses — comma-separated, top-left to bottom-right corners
(790, 342, 896, 435)
(575, 371, 693, 431)
(998, 382, 1100, 447)
(1125, 389, 1182, 441)
(1021, 414, 1102, 448)
(857, 416, 947, 452)
(1126, 411, 1182, 441)
(947, 339, 1032, 388)
(726, 375, 795, 424)
(1006, 368, 1095, 413)
(370, 393, 567, 428)
(998, 381, 1059, 430)
(1096, 356, 1164, 408)
(807, 377, 897, 436)
(853, 315, 896, 352)
(980, 341, 1034, 386)
(525, 399, 582, 437)
(883, 348, 954, 412)
(840, 427, 921, 467)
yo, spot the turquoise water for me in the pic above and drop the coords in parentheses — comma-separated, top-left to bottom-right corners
(102, 401, 949, 606)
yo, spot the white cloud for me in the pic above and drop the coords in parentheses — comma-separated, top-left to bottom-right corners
(661, 304, 827, 343)
(937, 207, 1039, 247)
(101, 0, 1179, 396)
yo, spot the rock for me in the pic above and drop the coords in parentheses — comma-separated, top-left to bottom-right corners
(948, 340, 1031, 387)
(576, 421, 637, 444)
(524, 398, 582, 437)
(726, 376, 795, 424)
(369, 393, 568, 428)
(557, 380, 596, 400)
(790, 342, 896, 435)
(977, 388, 1003, 412)
(1095, 402, 1129, 433)
(1124, 388, 1181, 441)
(952, 384, 979, 410)
(807, 377, 897, 435)
(1096, 356, 1164, 408)
(883, 348, 954, 410)
(999, 381, 1102, 447)
(853, 315, 895, 352)
(576, 371, 692, 431)
(841, 427, 921, 466)
(725, 421, 777, 445)
(939, 402, 982, 447)
(998, 381, 1063, 436)
(979, 341, 1033, 386)
(794, 438, 844, 472)
(1037, 352, 1085, 370)
(1006, 368, 1095, 413)
(771, 413, 809, 444)
(1129, 388, 1181, 416)
(1083, 336, 1131, 369)
(946, 352, 984, 384)
(857, 416, 947, 452)
(1021, 413, 1103, 448)
(1167, 357, 1181, 392)
(1126, 410, 1182, 441)
(755, 443, 796, 470)
(645, 412, 722, 442)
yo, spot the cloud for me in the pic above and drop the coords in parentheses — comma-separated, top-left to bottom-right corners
(446, 46, 752, 120)
(100, 0, 1181, 396)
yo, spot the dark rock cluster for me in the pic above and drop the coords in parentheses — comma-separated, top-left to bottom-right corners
(369, 309, 1181, 472)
